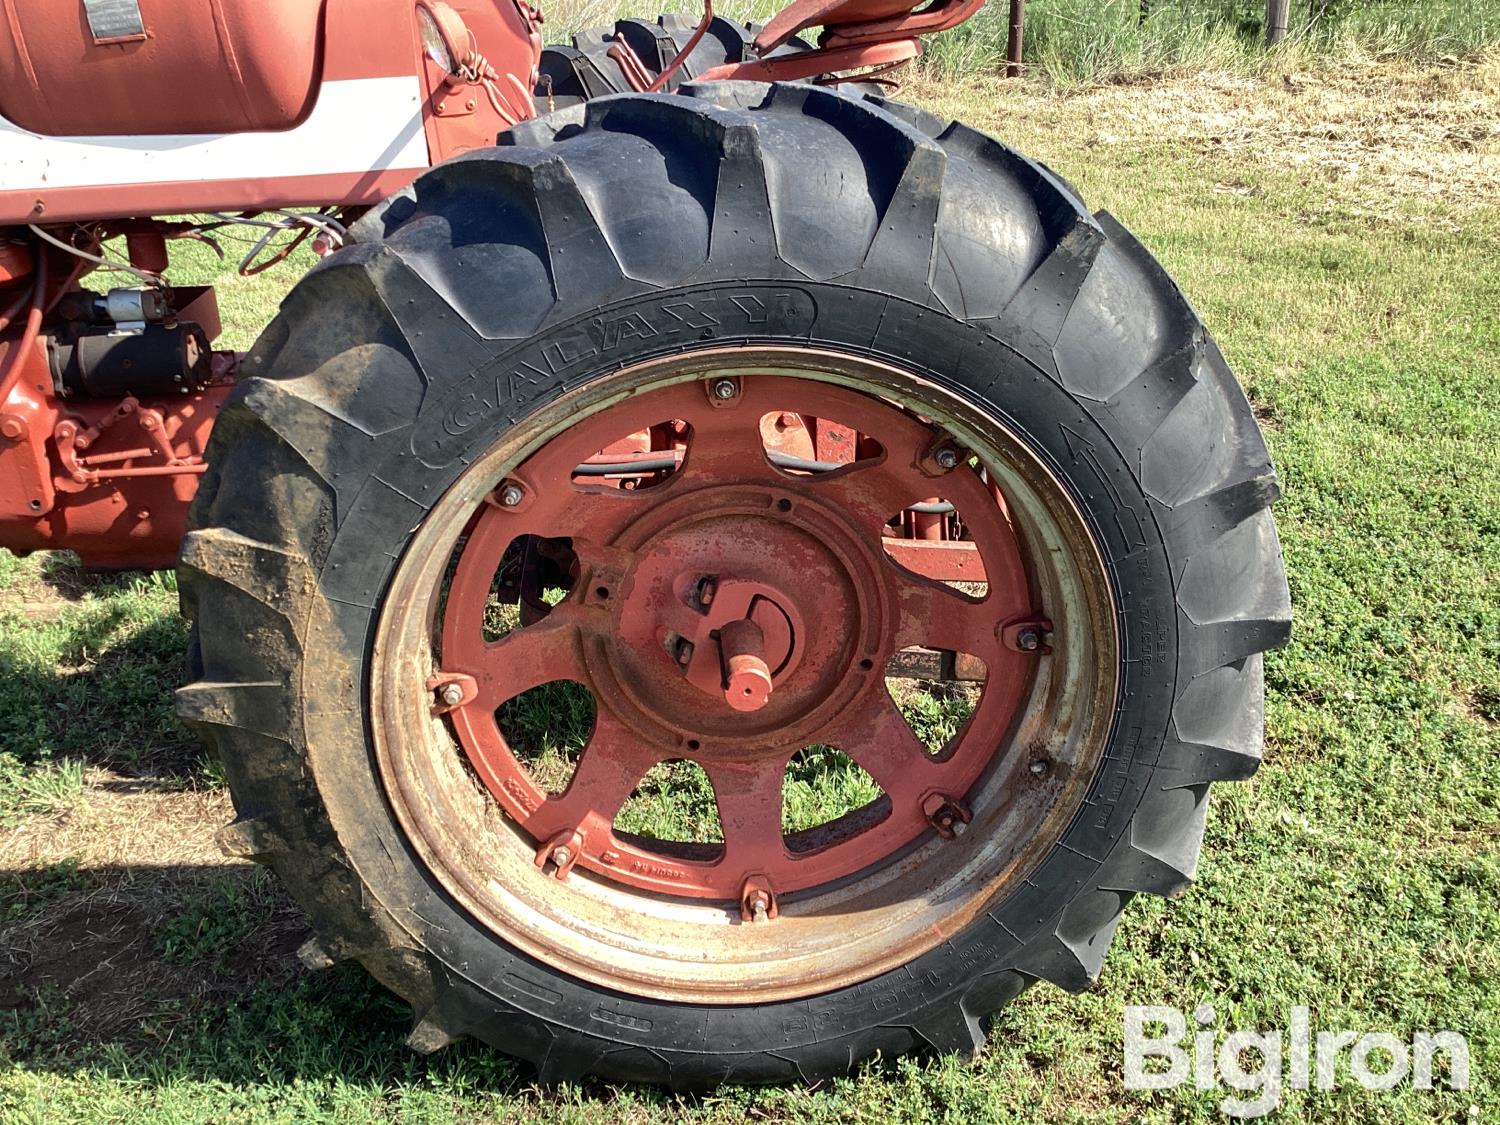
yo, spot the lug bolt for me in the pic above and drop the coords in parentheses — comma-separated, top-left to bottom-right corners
(712, 378, 738, 401)
(922, 792, 972, 839)
(1016, 627, 1042, 652)
(551, 845, 573, 868)
(1029, 758, 1051, 777)
(498, 482, 525, 507)
(747, 891, 770, 922)
(437, 682, 464, 707)
(934, 446, 960, 470)
(674, 638, 695, 667)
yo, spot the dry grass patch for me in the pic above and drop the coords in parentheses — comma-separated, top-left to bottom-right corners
(0, 772, 309, 1059)
(907, 48, 1500, 219)
(0, 770, 232, 871)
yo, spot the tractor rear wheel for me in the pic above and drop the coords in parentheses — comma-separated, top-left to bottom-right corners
(179, 82, 1289, 1087)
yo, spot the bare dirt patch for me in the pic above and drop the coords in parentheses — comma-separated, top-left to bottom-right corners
(0, 771, 310, 1057)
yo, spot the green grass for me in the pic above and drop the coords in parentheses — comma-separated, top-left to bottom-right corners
(0, 553, 202, 822)
(2, 57, 1498, 1125)
(924, 0, 1500, 85)
(158, 870, 285, 966)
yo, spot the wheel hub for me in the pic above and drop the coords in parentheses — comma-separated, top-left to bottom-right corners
(664, 575, 796, 712)
(606, 488, 878, 737)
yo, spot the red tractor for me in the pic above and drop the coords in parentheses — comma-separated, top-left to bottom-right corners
(0, 0, 1288, 1087)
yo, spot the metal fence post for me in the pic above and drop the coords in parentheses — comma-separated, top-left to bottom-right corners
(1265, 0, 1290, 45)
(1006, 0, 1025, 77)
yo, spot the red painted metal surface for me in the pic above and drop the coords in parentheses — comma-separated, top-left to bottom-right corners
(0, 0, 327, 136)
(695, 38, 921, 85)
(0, 0, 993, 574)
(0, 171, 429, 230)
(0, 0, 540, 224)
(437, 375, 1040, 900)
(0, 329, 229, 569)
(754, 0, 983, 52)
(696, 0, 984, 84)
(416, 0, 543, 162)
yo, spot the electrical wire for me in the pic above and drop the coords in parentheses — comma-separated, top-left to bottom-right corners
(197, 210, 347, 275)
(0, 248, 47, 393)
(27, 224, 163, 287)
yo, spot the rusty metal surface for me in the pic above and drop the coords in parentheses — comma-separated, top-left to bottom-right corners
(435, 374, 1035, 900)
(370, 346, 1119, 1004)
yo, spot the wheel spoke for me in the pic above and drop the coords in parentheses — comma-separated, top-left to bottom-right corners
(705, 757, 789, 864)
(526, 712, 665, 841)
(479, 482, 657, 547)
(834, 688, 938, 797)
(679, 402, 777, 484)
(801, 459, 947, 537)
(891, 568, 1004, 659)
(442, 606, 592, 709)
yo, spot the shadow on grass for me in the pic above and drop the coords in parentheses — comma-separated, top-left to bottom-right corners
(0, 860, 507, 1091)
(0, 855, 916, 1102)
(0, 857, 783, 1103)
(37, 553, 167, 603)
(4, 863, 363, 1083)
(0, 605, 215, 788)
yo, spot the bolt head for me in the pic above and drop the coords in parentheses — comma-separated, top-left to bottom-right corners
(1016, 628, 1041, 652)
(712, 378, 738, 400)
(1029, 758, 1050, 776)
(950, 819, 968, 837)
(438, 682, 464, 707)
(551, 846, 572, 867)
(499, 483, 525, 507)
(935, 447, 959, 470)
(746, 890, 771, 921)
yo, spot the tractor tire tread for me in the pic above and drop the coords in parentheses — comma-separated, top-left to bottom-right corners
(179, 81, 1287, 1087)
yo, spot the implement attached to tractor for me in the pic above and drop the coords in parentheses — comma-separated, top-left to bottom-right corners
(0, 0, 1288, 1088)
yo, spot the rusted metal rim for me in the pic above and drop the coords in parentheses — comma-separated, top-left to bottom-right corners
(370, 347, 1119, 1004)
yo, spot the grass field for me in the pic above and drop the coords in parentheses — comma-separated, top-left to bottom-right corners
(924, 0, 1500, 84)
(2, 51, 1498, 1124)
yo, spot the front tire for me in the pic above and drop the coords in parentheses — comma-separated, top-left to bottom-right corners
(179, 82, 1289, 1087)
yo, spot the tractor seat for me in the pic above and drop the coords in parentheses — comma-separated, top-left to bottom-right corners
(0, 0, 325, 137)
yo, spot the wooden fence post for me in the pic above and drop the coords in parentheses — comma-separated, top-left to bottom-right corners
(1006, 0, 1025, 77)
(1265, 0, 1290, 45)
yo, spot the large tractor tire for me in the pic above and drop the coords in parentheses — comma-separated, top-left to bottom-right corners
(178, 82, 1290, 1087)
(535, 14, 822, 107)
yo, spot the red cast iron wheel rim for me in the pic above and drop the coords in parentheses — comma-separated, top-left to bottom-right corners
(439, 375, 1032, 898)
(370, 348, 1118, 1004)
